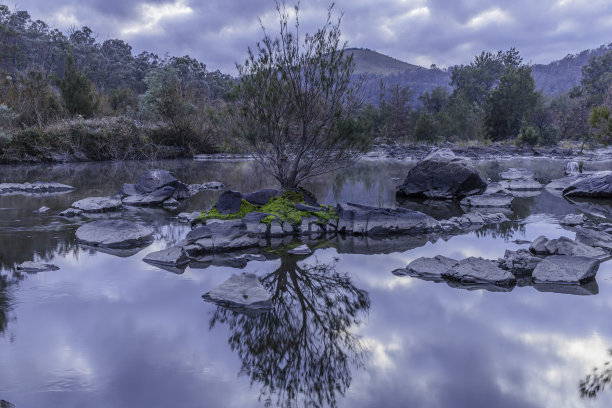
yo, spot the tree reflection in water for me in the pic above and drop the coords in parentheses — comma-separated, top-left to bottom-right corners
(580, 349, 612, 399)
(209, 255, 371, 407)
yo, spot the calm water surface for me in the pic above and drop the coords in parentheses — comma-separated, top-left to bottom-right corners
(1, 158, 612, 408)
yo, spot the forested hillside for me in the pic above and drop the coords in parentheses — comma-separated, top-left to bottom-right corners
(0, 4, 611, 164)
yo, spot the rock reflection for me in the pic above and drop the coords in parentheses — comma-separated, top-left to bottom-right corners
(209, 255, 371, 408)
(580, 349, 612, 399)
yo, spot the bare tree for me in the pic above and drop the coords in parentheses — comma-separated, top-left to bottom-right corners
(234, 1, 369, 190)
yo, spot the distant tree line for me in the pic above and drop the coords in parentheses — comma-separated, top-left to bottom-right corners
(357, 47, 612, 148)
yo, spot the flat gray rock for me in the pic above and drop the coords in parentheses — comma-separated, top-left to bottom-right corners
(76, 219, 154, 249)
(442, 257, 516, 286)
(532, 255, 599, 284)
(202, 273, 272, 314)
(500, 168, 534, 180)
(16, 261, 59, 272)
(134, 169, 180, 194)
(461, 193, 514, 208)
(545, 175, 583, 192)
(143, 246, 189, 267)
(71, 196, 122, 213)
(288, 244, 312, 255)
(401, 255, 458, 281)
(563, 171, 612, 198)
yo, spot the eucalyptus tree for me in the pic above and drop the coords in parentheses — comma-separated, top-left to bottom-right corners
(234, 1, 369, 190)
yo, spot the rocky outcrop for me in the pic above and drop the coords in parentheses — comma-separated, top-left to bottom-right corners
(0, 181, 75, 195)
(396, 148, 487, 199)
(575, 227, 612, 251)
(16, 261, 60, 272)
(563, 171, 612, 198)
(121, 169, 222, 207)
(529, 235, 608, 259)
(532, 255, 599, 284)
(497, 249, 542, 275)
(202, 273, 272, 314)
(75, 220, 153, 249)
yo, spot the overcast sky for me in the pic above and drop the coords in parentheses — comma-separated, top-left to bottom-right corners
(9, 0, 612, 73)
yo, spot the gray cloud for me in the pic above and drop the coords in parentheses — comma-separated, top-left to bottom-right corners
(8, 0, 612, 73)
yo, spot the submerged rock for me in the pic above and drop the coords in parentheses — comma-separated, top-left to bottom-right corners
(202, 273, 272, 314)
(16, 261, 59, 272)
(75, 219, 153, 249)
(71, 196, 122, 213)
(499, 179, 542, 191)
(442, 257, 516, 287)
(500, 168, 534, 180)
(460, 193, 514, 208)
(396, 148, 487, 199)
(560, 213, 584, 226)
(532, 255, 599, 284)
(563, 171, 612, 198)
(0, 181, 75, 195)
(288, 244, 312, 255)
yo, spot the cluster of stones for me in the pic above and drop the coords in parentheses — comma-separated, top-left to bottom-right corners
(0, 181, 75, 195)
(143, 187, 510, 271)
(59, 169, 223, 216)
(394, 225, 612, 294)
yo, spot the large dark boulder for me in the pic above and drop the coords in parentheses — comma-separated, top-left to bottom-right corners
(243, 189, 281, 205)
(336, 202, 440, 235)
(216, 190, 244, 214)
(134, 169, 183, 194)
(563, 171, 612, 198)
(397, 148, 487, 199)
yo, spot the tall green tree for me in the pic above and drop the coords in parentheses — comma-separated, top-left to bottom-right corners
(234, 1, 369, 189)
(484, 65, 539, 141)
(58, 52, 96, 117)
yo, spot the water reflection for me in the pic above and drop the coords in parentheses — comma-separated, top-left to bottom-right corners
(581, 349, 612, 399)
(209, 256, 371, 407)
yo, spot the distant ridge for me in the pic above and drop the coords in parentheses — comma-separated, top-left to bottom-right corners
(346, 48, 422, 75)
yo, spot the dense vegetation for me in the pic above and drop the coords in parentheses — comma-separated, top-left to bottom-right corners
(1, 3, 611, 164)
(364, 47, 612, 148)
(0, 4, 234, 162)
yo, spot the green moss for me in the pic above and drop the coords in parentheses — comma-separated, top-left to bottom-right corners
(195, 199, 256, 223)
(196, 192, 338, 227)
